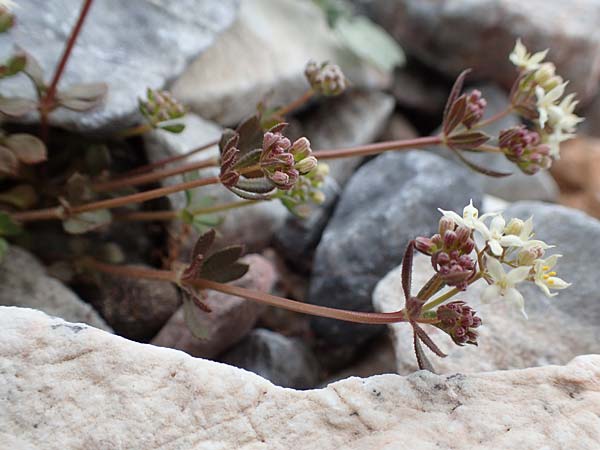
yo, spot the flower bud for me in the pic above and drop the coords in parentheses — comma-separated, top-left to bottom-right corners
(295, 155, 318, 174)
(290, 137, 312, 160)
(305, 60, 347, 97)
(415, 237, 436, 255)
(310, 190, 326, 204)
(462, 90, 487, 128)
(438, 216, 455, 236)
(443, 230, 458, 248)
(517, 245, 545, 266)
(504, 218, 524, 236)
(534, 63, 563, 92)
(436, 301, 481, 346)
(455, 226, 471, 244)
(499, 126, 553, 174)
(271, 171, 290, 186)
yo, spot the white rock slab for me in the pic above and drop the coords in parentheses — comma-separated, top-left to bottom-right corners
(1, 307, 599, 449)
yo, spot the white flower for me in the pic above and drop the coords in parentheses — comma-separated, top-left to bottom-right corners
(541, 127, 575, 159)
(509, 39, 548, 72)
(481, 257, 532, 318)
(533, 255, 571, 297)
(547, 93, 584, 134)
(481, 215, 522, 256)
(438, 200, 495, 237)
(536, 82, 568, 129)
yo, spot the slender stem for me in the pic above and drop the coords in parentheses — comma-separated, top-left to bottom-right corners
(416, 275, 444, 301)
(12, 176, 220, 222)
(422, 272, 483, 311)
(314, 136, 442, 160)
(274, 89, 314, 117)
(93, 157, 218, 192)
(474, 106, 514, 129)
(123, 139, 219, 177)
(84, 259, 409, 325)
(116, 123, 154, 139)
(42, 0, 93, 110)
(113, 199, 258, 222)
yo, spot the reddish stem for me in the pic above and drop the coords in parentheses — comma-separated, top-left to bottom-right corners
(40, 0, 95, 138)
(314, 136, 442, 159)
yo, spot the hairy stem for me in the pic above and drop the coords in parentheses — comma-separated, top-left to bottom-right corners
(474, 106, 514, 130)
(93, 157, 219, 192)
(274, 89, 314, 117)
(422, 272, 483, 311)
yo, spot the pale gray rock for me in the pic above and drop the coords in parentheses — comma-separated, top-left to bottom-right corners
(171, 0, 391, 126)
(374, 202, 600, 374)
(0, 0, 238, 132)
(151, 254, 276, 358)
(365, 0, 600, 103)
(1, 307, 599, 449)
(220, 328, 320, 389)
(308, 151, 482, 352)
(0, 246, 110, 331)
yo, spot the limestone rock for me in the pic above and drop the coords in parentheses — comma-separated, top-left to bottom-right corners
(0, 0, 239, 132)
(1, 306, 599, 449)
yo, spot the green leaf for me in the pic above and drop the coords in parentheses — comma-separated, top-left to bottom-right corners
(0, 184, 37, 209)
(335, 16, 405, 72)
(0, 97, 38, 117)
(63, 210, 112, 234)
(182, 296, 210, 340)
(159, 123, 186, 134)
(0, 237, 7, 263)
(0, 211, 21, 236)
(4, 133, 47, 164)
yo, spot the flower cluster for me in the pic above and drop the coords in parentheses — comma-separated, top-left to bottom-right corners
(498, 126, 551, 175)
(509, 39, 583, 161)
(276, 162, 329, 217)
(138, 88, 186, 133)
(437, 201, 570, 317)
(304, 60, 347, 97)
(259, 124, 317, 190)
(462, 89, 487, 129)
(415, 216, 476, 291)
(436, 301, 481, 346)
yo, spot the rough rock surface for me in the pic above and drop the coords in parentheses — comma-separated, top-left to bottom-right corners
(0, 246, 110, 331)
(171, 0, 390, 126)
(0, 0, 239, 132)
(308, 151, 482, 351)
(151, 254, 276, 359)
(366, 0, 600, 103)
(374, 202, 600, 374)
(220, 328, 320, 389)
(1, 307, 600, 449)
(144, 113, 288, 252)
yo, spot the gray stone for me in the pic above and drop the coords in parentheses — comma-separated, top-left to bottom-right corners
(308, 150, 482, 351)
(374, 201, 600, 374)
(171, 0, 391, 127)
(428, 84, 559, 202)
(151, 254, 277, 358)
(144, 113, 288, 252)
(0, 246, 110, 331)
(274, 90, 395, 272)
(366, 0, 600, 103)
(0, 0, 239, 133)
(81, 270, 180, 342)
(220, 328, 319, 389)
(2, 306, 600, 449)
(392, 66, 449, 115)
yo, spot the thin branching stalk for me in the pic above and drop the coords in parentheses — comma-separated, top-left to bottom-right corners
(273, 89, 314, 117)
(314, 136, 443, 159)
(116, 123, 154, 139)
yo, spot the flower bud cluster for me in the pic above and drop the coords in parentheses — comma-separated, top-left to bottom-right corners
(415, 217, 475, 290)
(499, 126, 552, 174)
(260, 125, 317, 190)
(277, 163, 329, 217)
(462, 90, 487, 128)
(305, 60, 347, 97)
(139, 88, 186, 127)
(508, 39, 583, 160)
(436, 301, 481, 346)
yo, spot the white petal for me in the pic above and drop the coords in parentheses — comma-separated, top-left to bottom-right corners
(485, 256, 505, 281)
(499, 235, 524, 248)
(490, 215, 506, 234)
(481, 284, 501, 303)
(506, 265, 531, 284)
(489, 239, 503, 256)
(547, 277, 571, 290)
(439, 209, 465, 227)
(506, 288, 528, 319)
(535, 279, 555, 297)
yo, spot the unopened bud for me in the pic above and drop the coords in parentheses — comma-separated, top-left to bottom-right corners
(310, 190, 326, 204)
(295, 155, 318, 174)
(438, 216, 455, 236)
(534, 63, 563, 91)
(443, 230, 458, 248)
(291, 137, 312, 160)
(462, 90, 487, 128)
(415, 237, 436, 255)
(517, 246, 545, 266)
(455, 226, 471, 244)
(504, 218, 524, 236)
